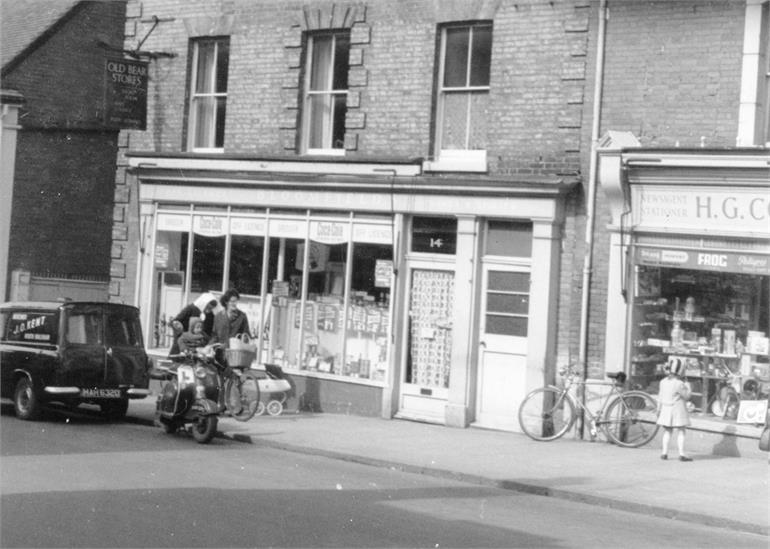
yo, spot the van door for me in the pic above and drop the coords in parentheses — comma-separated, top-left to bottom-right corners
(61, 304, 106, 388)
(103, 305, 148, 387)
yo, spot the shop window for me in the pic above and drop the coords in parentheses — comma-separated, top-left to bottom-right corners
(301, 31, 350, 154)
(630, 265, 769, 422)
(153, 228, 189, 349)
(429, 22, 491, 172)
(187, 37, 229, 151)
(485, 220, 532, 258)
(345, 243, 393, 381)
(411, 216, 457, 254)
(228, 235, 267, 296)
(191, 234, 225, 295)
(267, 237, 307, 369)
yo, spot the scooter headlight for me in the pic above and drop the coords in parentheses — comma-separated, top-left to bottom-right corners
(195, 366, 208, 379)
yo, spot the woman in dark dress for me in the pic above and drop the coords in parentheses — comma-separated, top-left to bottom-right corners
(209, 289, 250, 348)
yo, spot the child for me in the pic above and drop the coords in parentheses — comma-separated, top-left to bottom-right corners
(656, 357, 693, 461)
(178, 317, 208, 353)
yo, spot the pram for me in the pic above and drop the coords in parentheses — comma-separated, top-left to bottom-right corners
(251, 363, 292, 416)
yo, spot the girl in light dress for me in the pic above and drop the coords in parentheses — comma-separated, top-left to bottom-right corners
(656, 357, 693, 461)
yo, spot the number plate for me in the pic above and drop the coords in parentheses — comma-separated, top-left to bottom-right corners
(80, 388, 122, 398)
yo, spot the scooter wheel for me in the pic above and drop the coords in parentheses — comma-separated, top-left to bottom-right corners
(191, 415, 217, 444)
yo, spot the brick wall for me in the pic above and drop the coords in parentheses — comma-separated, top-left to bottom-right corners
(120, 0, 587, 173)
(569, 0, 747, 375)
(115, 0, 591, 312)
(4, 1, 127, 279)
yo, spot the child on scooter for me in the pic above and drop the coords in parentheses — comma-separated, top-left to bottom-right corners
(178, 317, 208, 353)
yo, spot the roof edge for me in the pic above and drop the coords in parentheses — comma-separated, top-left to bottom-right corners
(1, 1, 87, 77)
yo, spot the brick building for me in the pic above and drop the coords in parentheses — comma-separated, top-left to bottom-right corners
(588, 0, 770, 445)
(114, 0, 588, 428)
(0, 0, 128, 301)
(111, 0, 769, 443)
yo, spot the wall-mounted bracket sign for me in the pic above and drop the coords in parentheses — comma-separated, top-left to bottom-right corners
(104, 56, 148, 129)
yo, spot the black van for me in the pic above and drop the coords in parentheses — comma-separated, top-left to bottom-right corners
(0, 301, 151, 420)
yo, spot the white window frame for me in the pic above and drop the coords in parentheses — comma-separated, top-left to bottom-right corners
(426, 23, 491, 173)
(302, 32, 350, 156)
(187, 38, 229, 153)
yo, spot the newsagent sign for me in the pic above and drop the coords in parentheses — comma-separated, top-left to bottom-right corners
(631, 187, 770, 237)
(636, 247, 770, 276)
(104, 56, 147, 129)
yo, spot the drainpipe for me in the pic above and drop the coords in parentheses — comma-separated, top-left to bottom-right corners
(577, 0, 609, 437)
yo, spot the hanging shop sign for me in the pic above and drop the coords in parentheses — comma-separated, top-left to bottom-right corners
(632, 187, 770, 236)
(636, 247, 770, 276)
(103, 56, 148, 129)
(310, 221, 349, 245)
(156, 213, 191, 232)
(193, 215, 226, 237)
(230, 217, 266, 236)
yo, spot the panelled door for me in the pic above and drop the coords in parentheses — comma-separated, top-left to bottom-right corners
(475, 263, 530, 430)
(398, 260, 455, 423)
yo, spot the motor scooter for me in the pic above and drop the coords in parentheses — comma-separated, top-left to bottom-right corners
(151, 345, 260, 444)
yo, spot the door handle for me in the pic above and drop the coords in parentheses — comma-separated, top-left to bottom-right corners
(106, 348, 113, 357)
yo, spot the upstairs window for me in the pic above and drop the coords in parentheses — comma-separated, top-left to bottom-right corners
(302, 31, 350, 154)
(430, 23, 492, 171)
(188, 37, 229, 152)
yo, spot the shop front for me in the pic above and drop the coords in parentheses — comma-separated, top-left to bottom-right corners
(127, 153, 575, 427)
(600, 147, 770, 440)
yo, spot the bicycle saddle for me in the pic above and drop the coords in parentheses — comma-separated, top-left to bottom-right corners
(606, 371, 627, 384)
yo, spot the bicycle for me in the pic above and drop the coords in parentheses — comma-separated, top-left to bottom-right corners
(518, 364, 659, 447)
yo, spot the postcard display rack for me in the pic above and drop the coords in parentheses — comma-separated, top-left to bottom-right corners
(408, 270, 455, 388)
(631, 270, 770, 421)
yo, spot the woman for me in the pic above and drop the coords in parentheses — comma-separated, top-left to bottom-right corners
(168, 292, 218, 355)
(210, 288, 250, 348)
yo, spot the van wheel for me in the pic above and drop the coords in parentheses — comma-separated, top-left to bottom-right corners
(100, 398, 129, 421)
(14, 377, 42, 421)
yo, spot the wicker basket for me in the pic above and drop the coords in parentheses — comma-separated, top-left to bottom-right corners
(226, 348, 256, 368)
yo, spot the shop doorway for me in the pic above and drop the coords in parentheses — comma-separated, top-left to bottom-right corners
(474, 263, 530, 430)
(398, 261, 455, 423)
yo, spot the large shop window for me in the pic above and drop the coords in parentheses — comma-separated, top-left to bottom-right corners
(188, 37, 230, 151)
(433, 22, 491, 170)
(630, 257, 769, 424)
(302, 31, 350, 154)
(150, 210, 394, 384)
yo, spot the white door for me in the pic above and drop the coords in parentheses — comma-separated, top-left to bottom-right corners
(475, 264, 530, 430)
(398, 263, 455, 423)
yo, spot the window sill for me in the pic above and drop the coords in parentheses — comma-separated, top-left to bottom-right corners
(189, 147, 224, 154)
(281, 366, 386, 388)
(306, 148, 345, 157)
(423, 150, 487, 173)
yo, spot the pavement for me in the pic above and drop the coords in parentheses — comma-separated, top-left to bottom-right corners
(127, 383, 769, 537)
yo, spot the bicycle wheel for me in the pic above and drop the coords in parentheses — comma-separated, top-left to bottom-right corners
(603, 391, 659, 448)
(225, 372, 261, 422)
(518, 387, 576, 441)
